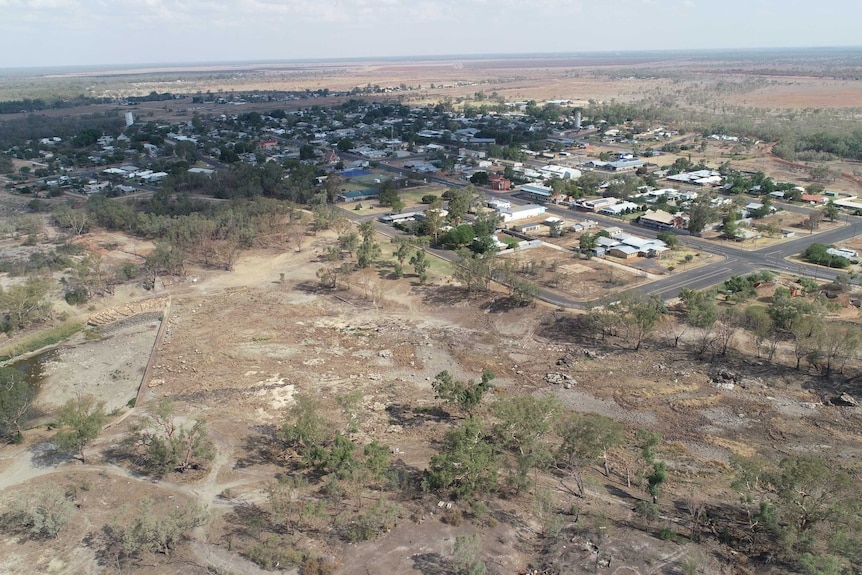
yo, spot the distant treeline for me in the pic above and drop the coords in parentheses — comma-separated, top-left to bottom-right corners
(0, 96, 111, 114)
(777, 131, 862, 162)
(0, 113, 125, 148)
(583, 97, 862, 162)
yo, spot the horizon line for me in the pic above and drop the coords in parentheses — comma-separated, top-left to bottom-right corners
(2, 45, 861, 75)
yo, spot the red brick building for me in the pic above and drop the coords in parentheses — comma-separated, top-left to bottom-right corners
(488, 174, 511, 191)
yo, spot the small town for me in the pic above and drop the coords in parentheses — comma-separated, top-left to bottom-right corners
(2, 11, 862, 575)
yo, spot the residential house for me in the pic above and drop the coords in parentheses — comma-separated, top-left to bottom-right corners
(639, 209, 687, 230)
(608, 245, 639, 259)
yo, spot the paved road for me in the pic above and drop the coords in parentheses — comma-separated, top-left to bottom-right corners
(343, 158, 862, 307)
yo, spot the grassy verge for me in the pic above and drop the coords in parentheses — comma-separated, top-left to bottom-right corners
(0, 320, 84, 362)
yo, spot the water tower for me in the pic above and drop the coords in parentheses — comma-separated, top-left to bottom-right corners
(574, 110, 582, 130)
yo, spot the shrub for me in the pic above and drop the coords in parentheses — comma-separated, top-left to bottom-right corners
(64, 286, 89, 305)
(635, 501, 660, 522)
(118, 262, 140, 280)
(658, 527, 678, 541)
(339, 497, 399, 542)
(246, 536, 307, 570)
(3, 484, 76, 538)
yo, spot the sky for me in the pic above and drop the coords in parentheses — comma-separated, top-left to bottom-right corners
(0, 0, 860, 68)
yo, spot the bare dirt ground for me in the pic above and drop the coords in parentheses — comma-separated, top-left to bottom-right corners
(3, 227, 862, 574)
(4, 53, 862, 573)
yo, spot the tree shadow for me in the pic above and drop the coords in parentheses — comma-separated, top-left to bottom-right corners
(28, 441, 75, 468)
(386, 403, 450, 428)
(234, 425, 283, 469)
(294, 280, 327, 294)
(479, 297, 527, 313)
(421, 285, 477, 306)
(604, 483, 640, 502)
(223, 499, 274, 539)
(375, 260, 398, 279)
(100, 442, 159, 480)
(411, 552, 453, 575)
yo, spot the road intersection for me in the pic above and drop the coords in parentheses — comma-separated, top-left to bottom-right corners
(353, 160, 861, 307)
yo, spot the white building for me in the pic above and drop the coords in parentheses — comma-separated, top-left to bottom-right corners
(500, 204, 546, 223)
(598, 201, 640, 216)
(539, 165, 581, 180)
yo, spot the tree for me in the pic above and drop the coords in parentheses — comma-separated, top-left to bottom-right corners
(6, 483, 76, 539)
(656, 231, 679, 249)
(107, 497, 208, 562)
(745, 306, 776, 359)
(508, 276, 539, 306)
(687, 198, 715, 236)
(338, 231, 360, 258)
(443, 224, 476, 249)
(409, 249, 429, 283)
(425, 418, 498, 499)
(824, 200, 840, 222)
(144, 242, 185, 284)
(806, 210, 823, 233)
(419, 204, 445, 243)
(679, 288, 719, 356)
(377, 180, 400, 208)
(768, 287, 808, 331)
(816, 324, 860, 378)
(446, 186, 478, 225)
(802, 243, 850, 268)
(453, 249, 494, 293)
(556, 414, 624, 497)
(637, 431, 666, 503)
(723, 217, 741, 241)
(469, 171, 489, 186)
(356, 221, 381, 268)
(136, 398, 215, 475)
(767, 455, 861, 560)
(52, 396, 107, 463)
(579, 232, 598, 252)
(391, 237, 413, 277)
(281, 394, 329, 461)
(492, 395, 562, 492)
(715, 306, 743, 356)
(791, 314, 824, 370)
(0, 366, 35, 440)
(0, 276, 52, 332)
(432, 370, 494, 416)
(616, 293, 665, 350)
(299, 144, 316, 160)
(53, 205, 89, 235)
(810, 165, 835, 183)
(452, 533, 486, 575)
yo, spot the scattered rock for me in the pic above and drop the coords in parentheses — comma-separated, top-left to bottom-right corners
(712, 369, 740, 385)
(378, 349, 393, 359)
(831, 393, 859, 407)
(545, 373, 575, 386)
